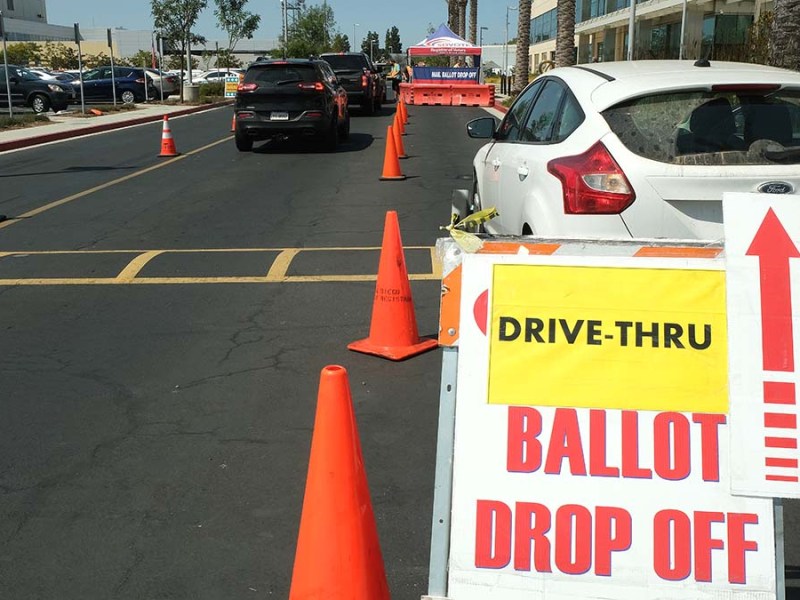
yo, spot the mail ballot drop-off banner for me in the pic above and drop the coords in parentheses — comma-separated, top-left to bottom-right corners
(449, 253, 776, 600)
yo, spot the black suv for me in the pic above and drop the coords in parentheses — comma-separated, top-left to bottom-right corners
(234, 58, 350, 152)
(0, 65, 76, 113)
(320, 53, 384, 115)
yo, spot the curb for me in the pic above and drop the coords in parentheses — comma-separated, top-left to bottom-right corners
(493, 101, 509, 114)
(0, 100, 233, 153)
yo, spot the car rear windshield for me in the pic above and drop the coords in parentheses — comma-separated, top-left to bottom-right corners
(321, 55, 366, 71)
(603, 88, 800, 165)
(244, 64, 318, 85)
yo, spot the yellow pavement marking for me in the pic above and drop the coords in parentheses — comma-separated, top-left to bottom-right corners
(0, 245, 444, 286)
(266, 248, 301, 281)
(0, 136, 233, 231)
(116, 250, 164, 281)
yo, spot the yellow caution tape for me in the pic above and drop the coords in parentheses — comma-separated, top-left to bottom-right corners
(440, 207, 499, 253)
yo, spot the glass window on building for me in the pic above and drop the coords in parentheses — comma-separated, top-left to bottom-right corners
(7, 0, 14, 10)
(702, 14, 754, 60)
(532, 8, 557, 43)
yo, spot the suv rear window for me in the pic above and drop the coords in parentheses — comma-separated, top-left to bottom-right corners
(244, 64, 318, 85)
(321, 55, 366, 71)
(603, 89, 800, 165)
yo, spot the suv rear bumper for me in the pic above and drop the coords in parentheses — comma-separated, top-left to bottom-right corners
(236, 111, 332, 140)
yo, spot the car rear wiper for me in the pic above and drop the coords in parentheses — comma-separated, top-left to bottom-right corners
(764, 145, 800, 162)
(275, 79, 302, 85)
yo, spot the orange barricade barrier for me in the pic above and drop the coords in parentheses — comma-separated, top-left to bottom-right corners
(411, 84, 451, 106)
(288, 365, 391, 600)
(451, 84, 493, 107)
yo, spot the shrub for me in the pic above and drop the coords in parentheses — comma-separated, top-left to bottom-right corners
(0, 113, 50, 130)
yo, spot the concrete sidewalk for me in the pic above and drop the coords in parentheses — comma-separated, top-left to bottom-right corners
(0, 100, 233, 153)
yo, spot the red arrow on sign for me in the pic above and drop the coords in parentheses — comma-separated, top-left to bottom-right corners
(746, 208, 799, 372)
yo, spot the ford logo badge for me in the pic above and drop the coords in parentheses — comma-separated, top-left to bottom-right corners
(757, 181, 795, 194)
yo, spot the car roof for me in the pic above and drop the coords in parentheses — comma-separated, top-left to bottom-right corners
(248, 59, 319, 67)
(550, 60, 800, 111)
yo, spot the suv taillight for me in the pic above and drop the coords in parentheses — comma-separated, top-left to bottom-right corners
(238, 82, 257, 92)
(547, 141, 635, 214)
(361, 74, 368, 88)
(298, 82, 324, 91)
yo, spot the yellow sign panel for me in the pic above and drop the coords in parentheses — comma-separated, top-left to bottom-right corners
(487, 264, 727, 413)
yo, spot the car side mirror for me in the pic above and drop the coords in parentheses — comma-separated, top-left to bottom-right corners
(8, 76, 19, 84)
(466, 117, 497, 139)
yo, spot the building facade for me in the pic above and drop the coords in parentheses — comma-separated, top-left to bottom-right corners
(528, 0, 769, 67)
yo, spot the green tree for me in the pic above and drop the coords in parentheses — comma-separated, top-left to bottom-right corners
(123, 50, 157, 68)
(0, 42, 41, 65)
(285, 3, 337, 58)
(384, 26, 402, 53)
(40, 43, 78, 69)
(151, 0, 208, 99)
(361, 30, 380, 57)
(167, 54, 199, 70)
(83, 52, 111, 68)
(332, 33, 350, 52)
(213, 0, 260, 69)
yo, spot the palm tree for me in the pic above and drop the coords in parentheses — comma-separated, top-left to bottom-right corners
(512, 0, 532, 93)
(769, 0, 800, 71)
(457, 0, 468, 38)
(446, 0, 459, 31)
(555, 0, 577, 66)
(469, 0, 478, 44)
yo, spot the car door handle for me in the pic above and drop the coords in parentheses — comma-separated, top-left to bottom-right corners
(492, 158, 501, 170)
(517, 165, 529, 180)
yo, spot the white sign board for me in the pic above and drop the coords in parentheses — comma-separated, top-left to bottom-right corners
(448, 252, 776, 599)
(724, 193, 800, 498)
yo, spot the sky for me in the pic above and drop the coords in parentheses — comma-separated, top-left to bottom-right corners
(45, 0, 519, 49)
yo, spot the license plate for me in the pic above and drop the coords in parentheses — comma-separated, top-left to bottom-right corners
(270, 111, 289, 121)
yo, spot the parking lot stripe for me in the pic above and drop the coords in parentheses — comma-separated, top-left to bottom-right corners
(0, 137, 232, 231)
(116, 251, 164, 281)
(266, 248, 302, 281)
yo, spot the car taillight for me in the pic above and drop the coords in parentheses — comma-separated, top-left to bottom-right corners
(298, 82, 324, 91)
(547, 141, 635, 214)
(303, 111, 323, 119)
(237, 111, 255, 119)
(238, 82, 257, 92)
(361, 74, 368, 88)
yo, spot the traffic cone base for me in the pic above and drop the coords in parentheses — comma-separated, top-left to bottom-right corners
(289, 365, 390, 600)
(158, 115, 179, 157)
(348, 336, 438, 361)
(379, 125, 405, 180)
(348, 211, 437, 361)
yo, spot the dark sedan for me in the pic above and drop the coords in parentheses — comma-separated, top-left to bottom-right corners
(71, 66, 157, 104)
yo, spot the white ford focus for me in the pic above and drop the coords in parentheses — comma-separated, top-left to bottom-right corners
(467, 60, 800, 241)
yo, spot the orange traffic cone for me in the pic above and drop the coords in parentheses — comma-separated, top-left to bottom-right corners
(392, 120, 407, 159)
(230, 113, 236, 132)
(289, 365, 390, 600)
(379, 126, 405, 181)
(394, 108, 405, 136)
(399, 99, 408, 124)
(158, 115, 178, 157)
(348, 211, 438, 360)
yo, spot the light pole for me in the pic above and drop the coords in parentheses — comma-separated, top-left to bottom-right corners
(504, 5, 518, 92)
(353, 23, 359, 50)
(479, 26, 488, 48)
(370, 39, 378, 62)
